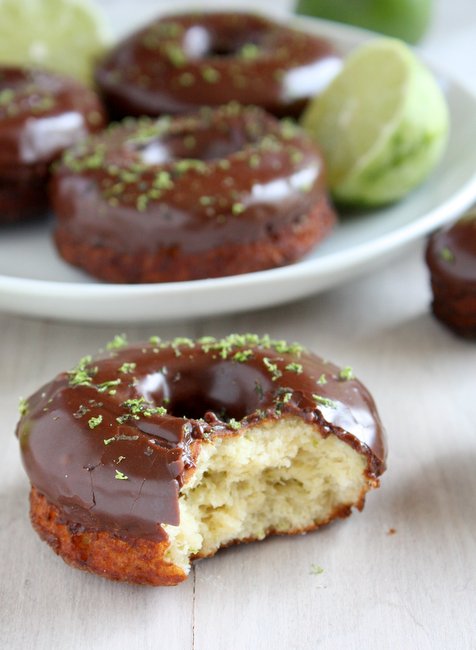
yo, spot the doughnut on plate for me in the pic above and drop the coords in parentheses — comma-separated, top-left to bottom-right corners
(1, 17, 476, 323)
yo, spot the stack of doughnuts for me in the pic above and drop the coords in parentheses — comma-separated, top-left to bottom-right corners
(0, 11, 340, 282)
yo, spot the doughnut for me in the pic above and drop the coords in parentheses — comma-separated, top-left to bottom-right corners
(51, 104, 337, 283)
(426, 209, 476, 338)
(0, 66, 106, 223)
(95, 12, 341, 119)
(16, 334, 386, 586)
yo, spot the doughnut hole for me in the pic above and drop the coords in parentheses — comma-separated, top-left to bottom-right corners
(138, 363, 270, 422)
(163, 416, 371, 573)
(182, 23, 265, 60)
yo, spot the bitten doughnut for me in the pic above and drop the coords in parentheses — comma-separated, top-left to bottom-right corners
(16, 334, 386, 586)
(0, 66, 106, 223)
(426, 209, 476, 338)
(95, 12, 341, 119)
(51, 104, 337, 283)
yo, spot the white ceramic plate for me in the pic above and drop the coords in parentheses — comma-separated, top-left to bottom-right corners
(2, 17, 476, 324)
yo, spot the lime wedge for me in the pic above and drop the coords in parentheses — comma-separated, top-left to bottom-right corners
(301, 38, 449, 206)
(0, 0, 110, 84)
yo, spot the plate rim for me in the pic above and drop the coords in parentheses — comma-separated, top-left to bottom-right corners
(1, 14, 476, 317)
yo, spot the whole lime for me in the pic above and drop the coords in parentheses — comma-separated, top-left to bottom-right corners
(295, 0, 432, 44)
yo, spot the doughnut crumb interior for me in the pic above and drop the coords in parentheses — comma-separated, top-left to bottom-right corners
(17, 335, 386, 586)
(164, 417, 371, 574)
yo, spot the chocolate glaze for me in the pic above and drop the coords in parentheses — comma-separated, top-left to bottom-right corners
(51, 104, 335, 280)
(0, 67, 105, 166)
(426, 211, 476, 338)
(95, 12, 341, 119)
(17, 335, 386, 542)
(0, 66, 106, 222)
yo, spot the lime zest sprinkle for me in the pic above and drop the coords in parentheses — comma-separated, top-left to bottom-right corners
(195, 334, 305, 358)
(232, 202, 245, 215)
(439, 246, 455, 263)
(122, 397, 167, 417)
(104, 437, 116, 445)
(0, 89, 14, 105)
(339, 366, 355, 381)
(116, 413, 139, 424)
(18, 397, 29, 416)
(119, 362, 137, 374)
(239, 43, 260, 60)
(285, 363, 303, 374)
(233, 350, 254, 362)
(115, 470, 129, 480)
(263, 357, 283, 381)
(202, 67, 221, 83)
(106, 334, 128, 350)
(68, 356, 97, 387)
(317, 374, 328, 385)
(312, 395, 337, 409)
(228, 418, 241, 430)
(164, 43, 187, 67)
(88, 415, 103, 429)
(310, 564, 325, 575)
(153, 170, 173, 190)
(96, 378, 122, 393)
(281, 119, 298, 140)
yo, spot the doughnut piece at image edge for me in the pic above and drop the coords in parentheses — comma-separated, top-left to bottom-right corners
(0, 66, 106, 223)
(16, 334, 387, 586)
(95, 12, 341, 119)
(51, 104, 337, 283)
(426, 209, 476, 338)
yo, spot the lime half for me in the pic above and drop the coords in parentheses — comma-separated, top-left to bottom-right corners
(301, 38, 449, 206)
(0, 0, 110, 84)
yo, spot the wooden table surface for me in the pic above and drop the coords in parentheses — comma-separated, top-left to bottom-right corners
(1, 1, 476, 649)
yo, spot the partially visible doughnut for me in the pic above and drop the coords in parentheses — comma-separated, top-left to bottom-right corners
(51, 104, 336, 283)
(426, 210, 476, 338)
(17, 334, 386, 586)
(95, 12, 341, 119)
(0, 66, 106, 223)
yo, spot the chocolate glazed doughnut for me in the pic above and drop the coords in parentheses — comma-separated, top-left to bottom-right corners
(426, 210, 476, 338)
(51, 104, 337, 283)
(0, 67, 106, 223)
(95, 12, 341, 119)
(17, 334, 386, 586)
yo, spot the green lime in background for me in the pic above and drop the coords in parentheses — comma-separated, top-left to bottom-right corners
(300, 39, 449, 206)
(295, 0, 432, 44)
(0, 0, 110, 84)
